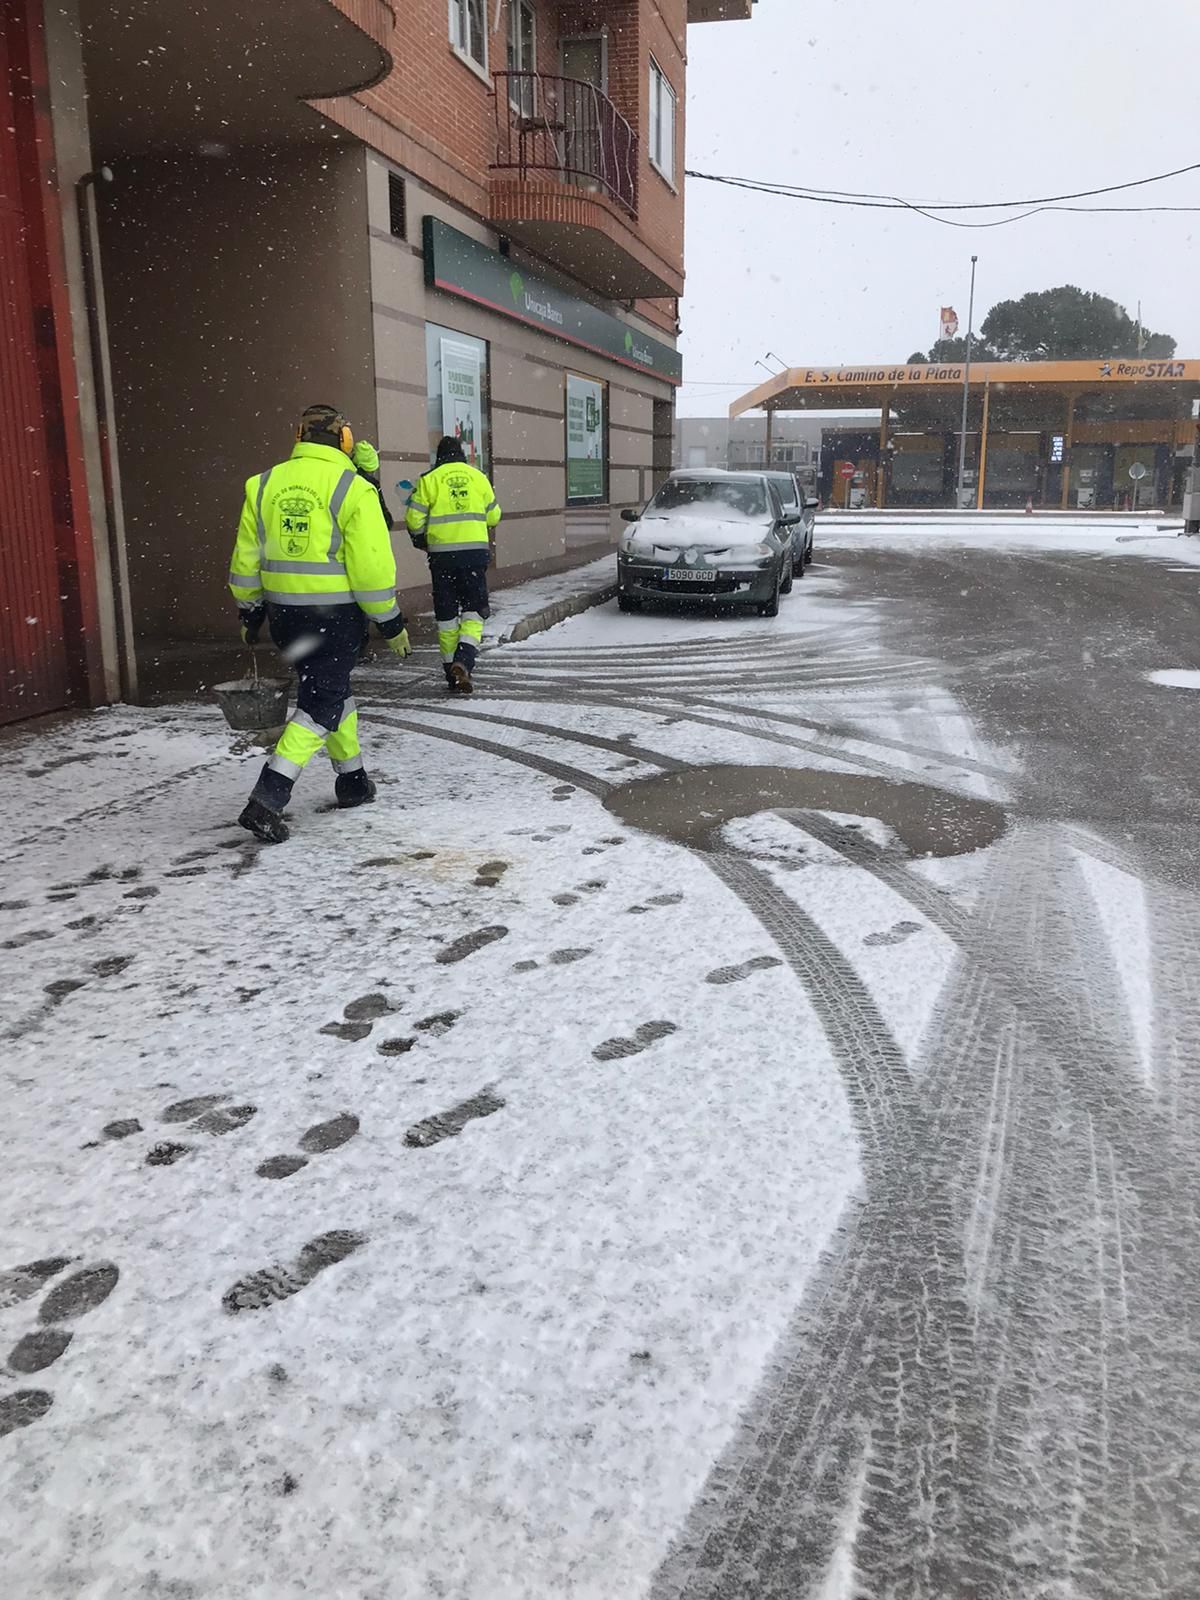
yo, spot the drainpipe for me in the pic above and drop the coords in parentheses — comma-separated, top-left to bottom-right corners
(75, 165, 135, 702)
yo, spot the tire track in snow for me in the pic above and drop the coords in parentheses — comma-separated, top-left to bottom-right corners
(383, 678, 1200, 1595)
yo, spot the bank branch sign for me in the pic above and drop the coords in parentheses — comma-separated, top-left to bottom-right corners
(423, 216, 682, 385)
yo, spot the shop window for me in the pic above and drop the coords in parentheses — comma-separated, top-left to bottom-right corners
(425, 322, 490, 474)
(649, 58, 676, 184)
(566, 373, 607, 504)
(449, 0, 487, 73)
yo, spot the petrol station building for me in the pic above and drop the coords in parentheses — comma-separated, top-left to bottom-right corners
(730, 359, 1200, 512)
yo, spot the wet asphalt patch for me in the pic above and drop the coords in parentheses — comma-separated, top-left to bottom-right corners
(604, 764, 1006, 857)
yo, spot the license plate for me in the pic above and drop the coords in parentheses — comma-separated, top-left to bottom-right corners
(663, 566, 712, 582)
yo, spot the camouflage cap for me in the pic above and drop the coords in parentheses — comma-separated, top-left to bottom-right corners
(299, 403, 349, 442)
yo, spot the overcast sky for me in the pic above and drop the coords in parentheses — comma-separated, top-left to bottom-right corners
(678, 0, 1200, 417)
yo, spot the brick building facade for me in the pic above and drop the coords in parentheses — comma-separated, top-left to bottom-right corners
(1, 0, 754, 724)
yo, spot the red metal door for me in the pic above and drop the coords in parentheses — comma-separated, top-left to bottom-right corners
(0, 8, 69, 723)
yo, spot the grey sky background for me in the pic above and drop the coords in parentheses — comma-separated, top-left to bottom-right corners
(677, 0, 1200, 417)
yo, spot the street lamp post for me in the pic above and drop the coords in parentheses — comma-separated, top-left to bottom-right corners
(955, 254, 978, 510)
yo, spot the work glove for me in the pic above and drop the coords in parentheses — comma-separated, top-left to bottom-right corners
(352, 439, 380, 474)
(385, 628, 412, 658)
(239, 606, 266, 646)
(409, 532, 428, 552)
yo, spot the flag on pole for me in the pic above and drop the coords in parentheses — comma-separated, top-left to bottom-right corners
(940, 306, 959, 339)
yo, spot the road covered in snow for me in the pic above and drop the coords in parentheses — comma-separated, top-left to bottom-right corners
(3, 516, 1200, 1598)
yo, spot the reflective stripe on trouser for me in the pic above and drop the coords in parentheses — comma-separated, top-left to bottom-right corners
(268, 703, 360, 777)
(326, 709, 363, 773)
(456, 610, 485, 671)
(436, 616, 460, 663)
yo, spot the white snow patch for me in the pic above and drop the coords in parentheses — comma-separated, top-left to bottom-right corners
(0, 700, 860, 1600)
(821, 513, 1196, 568)
(814, 1447, 869, 1600)
(721, 811, 959, 1068)
(1073, 844, 1154, 1085)
(1146, 669, 1200, 690)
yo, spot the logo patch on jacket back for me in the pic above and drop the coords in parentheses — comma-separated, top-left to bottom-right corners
(447, 472, 471, 508)
(278, 494, 314, 556)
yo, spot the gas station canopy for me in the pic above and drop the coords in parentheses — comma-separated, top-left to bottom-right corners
(730, 359, 1200, 511)
(730, 358, 1200, 418)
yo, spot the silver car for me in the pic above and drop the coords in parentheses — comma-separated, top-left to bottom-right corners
(617, 470, 797, 616)
(761, 470, 817, 577)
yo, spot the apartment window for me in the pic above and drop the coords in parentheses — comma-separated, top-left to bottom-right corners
(648, 58, 676, 184)
(388, 173, 407, 241)
(507, 0, 536, 112)
(449, 0, 487, 73)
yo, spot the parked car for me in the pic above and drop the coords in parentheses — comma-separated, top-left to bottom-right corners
(617, 470, 798, 616)
(761, 470, 818, 576)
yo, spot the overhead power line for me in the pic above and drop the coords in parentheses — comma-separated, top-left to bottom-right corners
(686, 160, 1200, 226)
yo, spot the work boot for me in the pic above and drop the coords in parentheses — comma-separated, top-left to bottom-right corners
(335, 770, 377, 809)
(443, 663, 457, 692)
(238, 796, 290, 844)
(449, 662, 473, 695)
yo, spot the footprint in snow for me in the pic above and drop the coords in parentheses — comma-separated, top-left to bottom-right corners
(706, 956, 784, 985)
(435, 926, 508, 965)
(319, 990, 401, 1042)
(0, 1258, 120, 1437)
(473, 860, 509, 888)
(627, 892, 684, 915)
(593, 1021, 677, 1061)
(413, 1010, 461, 1037)
(137, 1093, 257, 1166)
(863, 920, 924, 948)
(405, 1087, 505, 1148)
(222, 1230, 366, 1316)
(257, 1114, 360, 1180)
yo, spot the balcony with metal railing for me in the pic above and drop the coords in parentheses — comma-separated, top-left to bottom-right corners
(493, 72, 637, 215)
(489, 71, 682, 302)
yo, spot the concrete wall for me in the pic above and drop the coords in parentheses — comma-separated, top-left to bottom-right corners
(98, 144, 375, 641)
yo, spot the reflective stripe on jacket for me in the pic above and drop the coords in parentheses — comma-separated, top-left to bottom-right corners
(228, 441, 399, 620)
(405, 461, 501, 553)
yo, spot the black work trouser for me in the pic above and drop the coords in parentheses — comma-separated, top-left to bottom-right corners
(429, 551, 490, 673)
(251, 604, 368, 809)
(267, 603, 368, 725)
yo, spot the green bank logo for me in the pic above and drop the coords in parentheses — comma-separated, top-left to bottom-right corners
(623, 328, 654, 367)
(509, 271, 524, 307)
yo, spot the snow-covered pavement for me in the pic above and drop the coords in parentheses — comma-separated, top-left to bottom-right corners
(4, 522, 1200, 1598)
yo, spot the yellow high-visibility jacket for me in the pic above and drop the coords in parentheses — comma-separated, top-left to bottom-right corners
(405, 461, 501, 554)
(229, 441, 399, 621)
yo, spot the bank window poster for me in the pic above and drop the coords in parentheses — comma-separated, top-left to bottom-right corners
(440, 337, 484, 467)
(566, 373, 606, 502)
